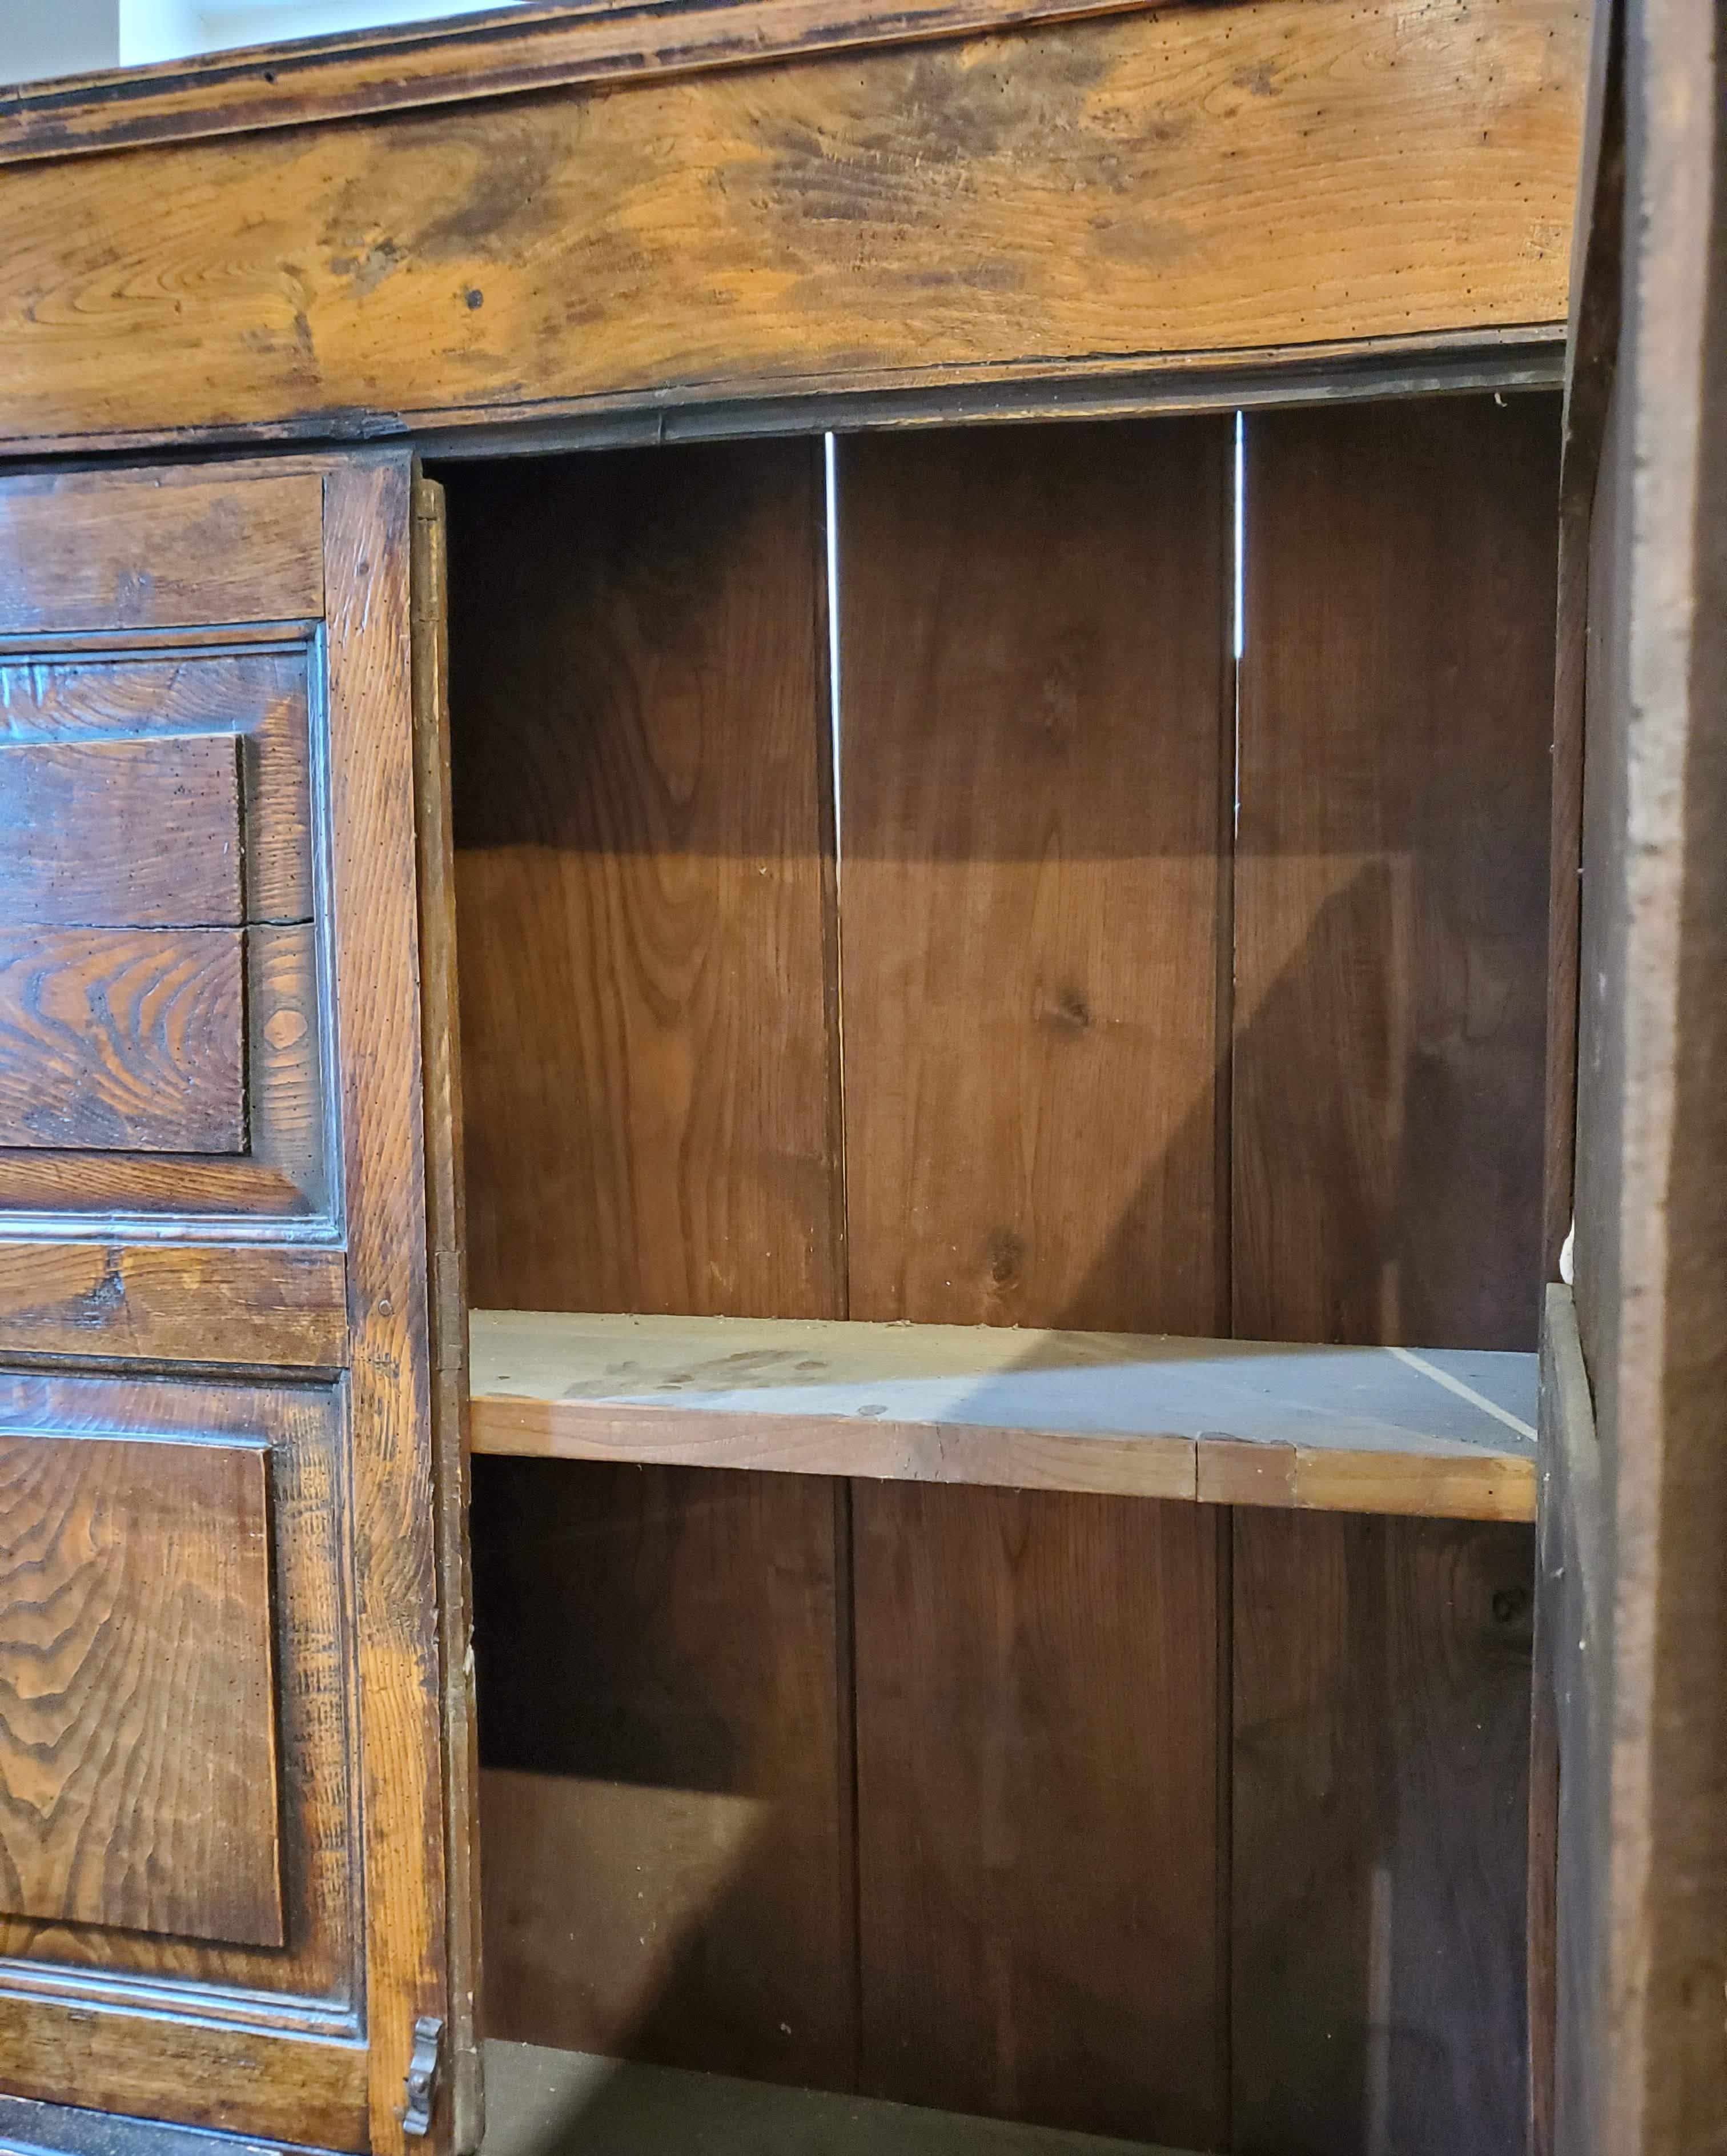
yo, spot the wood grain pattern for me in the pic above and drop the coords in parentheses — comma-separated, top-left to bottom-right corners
(448, 441, 839, 1320)
(412, 473, 484, 2155)
(0, 0, 1190, 164)
(1232, 1509, 1536, 2156)
(1234, 394, 1561, 1352)
(323, 455, 449, 2156)
(0, 470, 323, 630)
(853, 1482, 1223, 2147)
(0, 1375, 358, 2031)
(0, 1, 1585, 454)
(0, 653, 314, 924)
(0, 735, 240, 928)
(468, 1310, 1539, 1522)
(473, 1459, 856, 2093)
(838, 419, 1230, 1335)
(0, 1432, 282, 1947)
(0, 928, 244, 1153)
(0, 1242, 346, 1367)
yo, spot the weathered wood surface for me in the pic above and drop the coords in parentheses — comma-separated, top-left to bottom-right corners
(853, 1482, 1223, 2146)
(0, 1431, 282, 1948)
(469, 1310, 1539, 1523)
(837, 420, 1230, 1336)
(0, 1242, 346, 1367)
(1551, 0, 1727, 2145)
(0, 927, 244, 1153)
(0, 0, 1585, 454)
(1234, 394, 1560, 1352)
(0, 1375, 362, 2142)
(0, 470, 323, 628)
(0, 735, 240, 928)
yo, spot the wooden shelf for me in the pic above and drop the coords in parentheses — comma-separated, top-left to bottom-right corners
(468, 1312, 1537, 1522)
(480, 2039, 1190, 2156)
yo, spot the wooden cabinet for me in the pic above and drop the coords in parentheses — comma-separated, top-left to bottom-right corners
(0, 458, 459, 2154)
(0, 4, 1717, 2156)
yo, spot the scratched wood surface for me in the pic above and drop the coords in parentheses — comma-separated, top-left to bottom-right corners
(0, 1431, 282, 1946)
(0, 469, 323, 627)
(0, 0, 1585, 453)
(0, 1242, 346, 1366)
(0, 735, 240, 926)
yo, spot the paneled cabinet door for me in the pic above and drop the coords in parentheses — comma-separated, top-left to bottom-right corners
(0, 457, 472, 2156)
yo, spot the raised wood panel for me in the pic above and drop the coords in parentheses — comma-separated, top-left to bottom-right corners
(0, 654, 314, 924)
(853, 1482, 1223, 2149)
(0, 471, 323, 631)
(0, 734, 241, 929)
(0, 928, 244, 1153)
(0, 1242, 345, 1366)
(1232, 1510, 1536, 2156)
(838, 419, 1230, 1335)
(473, 1459, 856, 2093)
(1234, 394, 1561, 1353)
(0, 1431, 282, 1948)
(0, 1374, 357, 2017)
(448, 440, 840, 1320)
(0, 0, 1584, 451)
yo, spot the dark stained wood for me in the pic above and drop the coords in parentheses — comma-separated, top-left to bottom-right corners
(0, 927, 242, 1154)
(853, 1482, 1223, 2148)
(0, 1242, 346, 1367)
(448, 439, 840, 1321)
(468, 1309, 1540, 1524)
(0, 2, 1585, 455)
(1548, 0, 1727, 2141)
(413, 472, 484, 2155)
(1234, 394, 1561, 1353)
(838, 419, 1231, 1335)
(473, 1460, 857, 2094)
(0, 469, 323, 631)
(0, 1373, 361, 2136)
(0, 735, 241, 928)
(324, 454, 451, 2156)
(1231, 1508, 1536, 2156)
(0, 1431, 282, 1947)
(0, 653, 314, 924)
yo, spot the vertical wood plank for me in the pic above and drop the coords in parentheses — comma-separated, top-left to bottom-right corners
(838, 420, 1231, 2143)
(448, 440, 842, 1320)
(1234, 393, 1560, 1354)
(1232, 1509, 1536, 2156)
(325, 457, 448, 2156)
(853, 1482, 1223, 2149)
(447, 441, 853, 2092)
(1231, 395, 1558, 2156)
(838, 420, 1231, 1335)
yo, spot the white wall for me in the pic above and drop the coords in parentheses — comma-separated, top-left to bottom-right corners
(119, 0, 524, 65)
(0, 0, 119, 83)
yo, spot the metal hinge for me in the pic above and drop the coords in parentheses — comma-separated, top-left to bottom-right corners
(403, 2016, 444, 2138)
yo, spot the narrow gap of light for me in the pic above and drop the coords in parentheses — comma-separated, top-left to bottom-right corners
(825, 432, 843, 860)
(1232, 409, 1246, 840)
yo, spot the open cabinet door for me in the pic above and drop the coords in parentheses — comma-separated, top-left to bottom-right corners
(1533, 2, 1726, 2152)
(0, 453, 479, 2155)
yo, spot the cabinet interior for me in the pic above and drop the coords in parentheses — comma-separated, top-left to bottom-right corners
(436, 391, 1561, 2154)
